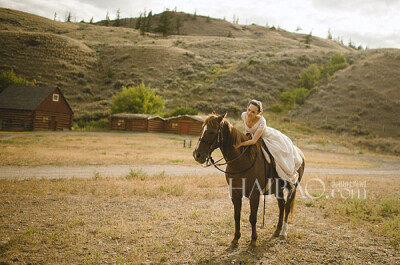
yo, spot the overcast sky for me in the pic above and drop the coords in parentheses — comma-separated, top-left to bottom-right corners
(1, 0, 399, 49)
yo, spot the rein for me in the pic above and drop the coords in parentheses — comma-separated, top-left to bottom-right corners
(205, 151, 258, 175)
(200, 121, 258, 175)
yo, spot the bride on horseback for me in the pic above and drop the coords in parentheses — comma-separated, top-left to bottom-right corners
(234, 99, 304, 185)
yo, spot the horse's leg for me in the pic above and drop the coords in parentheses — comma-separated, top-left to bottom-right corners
(249, 193, 260, 248)
(230, 195, 242, 248)
(280, 187, 297, 239)
(273, 189, 285, 237)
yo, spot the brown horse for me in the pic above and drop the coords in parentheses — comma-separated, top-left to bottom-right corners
(193, 113, 305, 248)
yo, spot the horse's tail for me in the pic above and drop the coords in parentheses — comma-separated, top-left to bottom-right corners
(289, 190, 296, 223)
(290, 159, 305, 223)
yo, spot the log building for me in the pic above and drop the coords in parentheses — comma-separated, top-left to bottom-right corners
(0, 85, 73, 131)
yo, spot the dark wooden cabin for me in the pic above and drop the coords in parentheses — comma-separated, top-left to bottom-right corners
(164, 115, 204, 135)
(110, 113, 165, 132)
(0, 85, 73, 131)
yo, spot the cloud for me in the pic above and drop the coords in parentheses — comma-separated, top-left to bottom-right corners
(0, 0, 398, 48)
(312, 0, 400, 16)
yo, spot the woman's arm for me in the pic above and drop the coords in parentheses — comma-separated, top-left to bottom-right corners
(234, 130, 263, 149)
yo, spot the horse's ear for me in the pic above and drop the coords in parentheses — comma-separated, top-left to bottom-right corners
(217, 112, 227, 123)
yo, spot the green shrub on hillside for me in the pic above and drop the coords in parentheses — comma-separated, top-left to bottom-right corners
(320, 53, 349, 78)
(0, 69, 36, 91)
(164, 106, 198, 118)
(268, 104, 283, 113)
(299, 64, 320, 89)
(110, 82, 164, 114)
(298, 53, 349, 90)
(293, 87, 309, 105)
(279, 87, 310, 109)
(280, 91, 295, 107)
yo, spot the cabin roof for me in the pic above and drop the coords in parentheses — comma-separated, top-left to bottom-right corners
(111, 113, 165, 120)
(0, 85, 65, 111)
(165, 114, 205, 122)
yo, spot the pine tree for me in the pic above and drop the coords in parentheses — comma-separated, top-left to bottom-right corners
(176, 16, 183, 35)
(140, 16, 146, 35)
(327, 28, 333, 40)
(105, 11, 110, 26)
(157, 11, 173, 36)
(304, 31, 313, 44)
(65, 11, 72, 22)
(115, 9, 121, 27)
(136, 13, 142, 29)
(146, 11, 152, 32)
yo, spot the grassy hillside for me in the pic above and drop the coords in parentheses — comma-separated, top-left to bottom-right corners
(0, 8, 399, 154)
(291, 50, 400, 137)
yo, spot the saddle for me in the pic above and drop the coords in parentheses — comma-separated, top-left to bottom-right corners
(252, 135, 279, 195)
(246, 133, 279, 185)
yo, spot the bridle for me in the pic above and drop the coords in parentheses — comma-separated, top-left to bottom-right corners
(198, 121, 258, 174)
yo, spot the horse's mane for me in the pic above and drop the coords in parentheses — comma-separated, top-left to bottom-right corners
(203, 114, 257, 161)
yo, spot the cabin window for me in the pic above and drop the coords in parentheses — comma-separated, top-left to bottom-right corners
(172, 123, 179, 128)
(53, 94, 59, 102)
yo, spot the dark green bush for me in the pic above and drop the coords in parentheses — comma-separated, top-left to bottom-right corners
(279, 91, 294, 106)
(0, 69, 36, 91)
(299, 64, 320, 89)
(110, 82, 164, 115)
(320, 53, 349, 78)
(293, 87, 309, 105)
(268, 104, 283, 113)
(74, 118, 110, 131)
(165, 106, 198, 118)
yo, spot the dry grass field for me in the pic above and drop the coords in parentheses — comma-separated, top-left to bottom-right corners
(0, 132, 399, 264)
(0, 171, 399, 264)
(0, 130, 379, 168)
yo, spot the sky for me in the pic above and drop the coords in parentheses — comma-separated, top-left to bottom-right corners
(1, 0, 399, 49)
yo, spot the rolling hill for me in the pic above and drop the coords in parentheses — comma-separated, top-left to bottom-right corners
(0, 8, 399, 154)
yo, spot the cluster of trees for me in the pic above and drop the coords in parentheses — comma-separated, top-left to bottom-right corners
(0, 70, 36, 92)
(327, 28, 364, 50)
(275, 53, 349, 111)
(103, 8, 186, 36)
(110, 82, 198, 117)
(135, 11, 153, 35)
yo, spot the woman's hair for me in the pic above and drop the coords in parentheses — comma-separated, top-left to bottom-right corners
(248, 99, 263, 113)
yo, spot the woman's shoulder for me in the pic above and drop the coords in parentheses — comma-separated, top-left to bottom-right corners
(257, 115, 266, 122)
(257, 115, 267, 126)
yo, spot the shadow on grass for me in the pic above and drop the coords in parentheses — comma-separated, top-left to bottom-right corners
(196, 235, 285, 264)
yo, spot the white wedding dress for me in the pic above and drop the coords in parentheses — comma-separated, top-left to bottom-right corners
(242, 112, 304, 184)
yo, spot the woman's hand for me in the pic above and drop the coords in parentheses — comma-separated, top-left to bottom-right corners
(233, 143, 242, 149)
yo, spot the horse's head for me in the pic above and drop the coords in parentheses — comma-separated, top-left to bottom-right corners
(193, 113, 227, 164)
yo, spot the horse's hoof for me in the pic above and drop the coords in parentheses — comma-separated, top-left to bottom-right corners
(229, 239, 239, 249)
(279, 234, 287, 240)
(272, 231, 280, 237)
(249, 240, 258, 249)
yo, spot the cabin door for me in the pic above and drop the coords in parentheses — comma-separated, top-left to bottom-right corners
(179, 123, 189, 135)
(49, 116, 57, 131)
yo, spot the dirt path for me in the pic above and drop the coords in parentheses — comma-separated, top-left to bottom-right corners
(0, 163, 400, 179)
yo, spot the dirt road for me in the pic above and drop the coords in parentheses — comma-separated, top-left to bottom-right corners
(1, 162, 399, 179)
